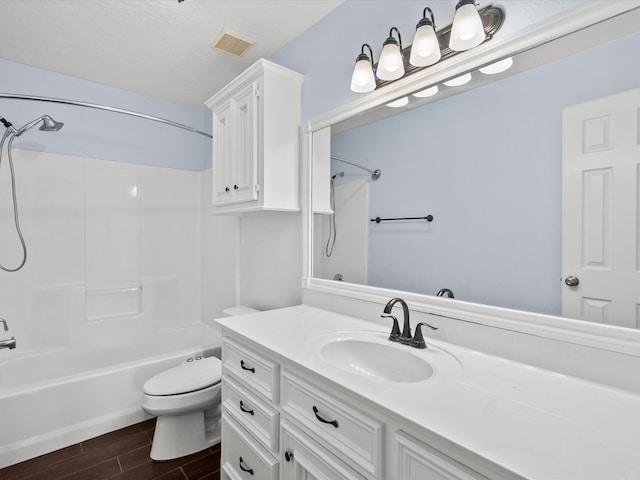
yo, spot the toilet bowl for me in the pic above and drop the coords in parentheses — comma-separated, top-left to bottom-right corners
(142, 356, 222, 460)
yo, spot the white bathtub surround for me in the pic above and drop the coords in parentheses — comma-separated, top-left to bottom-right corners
(0, 149, 235, 467)
(216, 305, 640, 479)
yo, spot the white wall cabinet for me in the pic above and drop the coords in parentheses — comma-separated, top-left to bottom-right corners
(206, 59, 303, 215)
(219, 332, 508, 480)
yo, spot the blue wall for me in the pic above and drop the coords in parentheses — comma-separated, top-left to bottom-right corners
(0, 58, 211, 171)
(331, 32, 640, 315)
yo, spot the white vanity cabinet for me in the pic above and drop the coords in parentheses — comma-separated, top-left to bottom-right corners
(205, 59, 303, 214)
(219, 331, 510, 480)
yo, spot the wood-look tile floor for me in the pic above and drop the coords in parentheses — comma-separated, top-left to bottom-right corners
(0, 419, 221, 480)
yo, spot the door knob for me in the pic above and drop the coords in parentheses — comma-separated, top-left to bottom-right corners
(564, 276, 580, 287)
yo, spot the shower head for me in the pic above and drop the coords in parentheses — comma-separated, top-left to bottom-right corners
(39, 115, 64, 132)
(14, 115, 63, 137)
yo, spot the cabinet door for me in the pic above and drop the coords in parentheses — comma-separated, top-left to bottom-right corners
(231, 81, 259, 204)
(281, 420, 366, 480)
(396, 431, 489, 480)
(213, 103, 233, 205)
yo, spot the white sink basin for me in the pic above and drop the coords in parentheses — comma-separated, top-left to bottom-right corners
(309, 330, 460, 384)
(319, 338, 434, 383)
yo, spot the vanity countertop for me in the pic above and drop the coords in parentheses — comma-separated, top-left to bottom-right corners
(215, 304, 640, 479)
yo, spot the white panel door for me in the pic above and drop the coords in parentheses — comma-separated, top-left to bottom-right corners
(562, 88, 640, 328)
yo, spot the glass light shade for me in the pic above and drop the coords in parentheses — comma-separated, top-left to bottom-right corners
(409, 24, 441, 67)
(386, 96, 409, 108)
(443, 72, 472, 87)
(412, 85, 439, 98)
(479, 57, 513, 74)
(350, 57, 376, 93)
(449, 3, 485, 51)
(377, 40, 404, 81)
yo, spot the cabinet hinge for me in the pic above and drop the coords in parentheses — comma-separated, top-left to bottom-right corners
(254, 184, 260, 192)
(254, 84, 259, 99)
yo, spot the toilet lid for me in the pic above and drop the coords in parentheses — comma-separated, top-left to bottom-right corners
(143, 357, 222, 396)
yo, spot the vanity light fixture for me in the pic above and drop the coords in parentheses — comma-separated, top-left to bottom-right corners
(479, 57, 514, 74)
(386, 96, 409, 108)
(409, 7, 441, 67)
(350, 44, 376, 93)
(443, 72, 472, 86)
(449, 0, 486, 51)
(412, 85, 439, 98)
(349, 4, 504, 93)
(377, 27, 405, 81)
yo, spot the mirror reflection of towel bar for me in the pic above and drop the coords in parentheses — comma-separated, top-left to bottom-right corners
(371, 215, 433, 223)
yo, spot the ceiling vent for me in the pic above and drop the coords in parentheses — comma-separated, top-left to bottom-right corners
(210, 30, 255, 57)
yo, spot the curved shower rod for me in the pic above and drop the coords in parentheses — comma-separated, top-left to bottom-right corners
(0, 93, 212, 139)
(331, 155, 381, 181)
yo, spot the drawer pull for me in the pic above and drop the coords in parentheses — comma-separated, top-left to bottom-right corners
(285, 450, 294, 462)
(239, 400, 254, 416)
(240, 360, 255, 373)
(239, 456, 254, 475)
(313, 405, 339, 428)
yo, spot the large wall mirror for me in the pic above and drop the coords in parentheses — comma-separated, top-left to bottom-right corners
(309, 4, 640, 331)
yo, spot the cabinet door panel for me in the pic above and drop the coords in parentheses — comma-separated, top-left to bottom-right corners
(213, 104, 233, 205)
(232, 81, 259, 204)
(281, 420, 366, 480)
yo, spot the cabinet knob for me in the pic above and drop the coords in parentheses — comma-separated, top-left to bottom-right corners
(285, 450, 294, 462)
(233, 184, 239, 190)
(225, 187, 230, 192)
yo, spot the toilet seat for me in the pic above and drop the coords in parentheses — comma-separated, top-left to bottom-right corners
(143, 357, 222, 396)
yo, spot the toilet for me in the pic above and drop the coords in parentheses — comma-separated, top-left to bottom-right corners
(141, 306, 259, 461)
(142, 355, 222, 460)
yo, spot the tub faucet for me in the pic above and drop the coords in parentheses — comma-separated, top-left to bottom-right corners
(382, 298, 412, 345)
(0, 337, 16, 350)
(0, 318, 8, 331)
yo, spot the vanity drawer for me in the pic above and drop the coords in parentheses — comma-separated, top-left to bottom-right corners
(221, 413, 278, 480)
(222, 374, 279, 452)
(281, 369, 382, 479)
(223, 336, 279, 403)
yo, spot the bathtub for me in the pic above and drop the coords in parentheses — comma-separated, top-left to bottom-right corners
(0, 323, 221, 469)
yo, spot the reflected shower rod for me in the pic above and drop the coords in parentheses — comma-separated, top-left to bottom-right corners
(331, 155, 381, 180)
(0, 93, 212, 139)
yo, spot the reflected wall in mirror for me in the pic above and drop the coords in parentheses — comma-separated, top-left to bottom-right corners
(313, 10, 640, 328)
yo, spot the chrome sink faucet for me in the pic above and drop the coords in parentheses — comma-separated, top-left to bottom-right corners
(381, 299, 439, 349)
(382, 298, 412, 345)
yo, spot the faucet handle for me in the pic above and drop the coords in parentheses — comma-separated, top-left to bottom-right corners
(411, 322, 438, 349)
(0, 318, 7, 331)
(381, 314, 401, 342)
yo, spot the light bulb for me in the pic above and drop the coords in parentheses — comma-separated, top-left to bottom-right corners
(479, 57, 513, 75)
(386, 97, 409, 108)
(449, 1, 485, 51)
(412, 85, 439, 98)
(377, 28, 404, 81)
(409, 8, 441, 67)
(443, 73, 471, 87)
(350, 44, 376, 93)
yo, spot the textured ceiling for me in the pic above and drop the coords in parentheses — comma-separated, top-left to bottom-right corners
(0, 0, 342, 107)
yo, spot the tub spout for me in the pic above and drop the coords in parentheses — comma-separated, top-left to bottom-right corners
(0, 337, 16, 350)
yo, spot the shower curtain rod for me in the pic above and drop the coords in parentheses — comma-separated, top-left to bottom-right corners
(0, 93, 212, 139)
(331, 155, 381, 181)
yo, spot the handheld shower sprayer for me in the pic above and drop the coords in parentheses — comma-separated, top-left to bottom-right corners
(0, 113, 64, 272)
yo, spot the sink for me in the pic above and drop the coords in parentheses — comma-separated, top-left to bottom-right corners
(318, 338, 434, 383)
(307, 330, 462, 384)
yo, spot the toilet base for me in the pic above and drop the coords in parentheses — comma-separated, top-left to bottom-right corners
(150, 410, 220, 461)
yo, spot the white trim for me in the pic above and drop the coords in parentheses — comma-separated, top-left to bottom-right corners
(301, 0, 640, 359)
